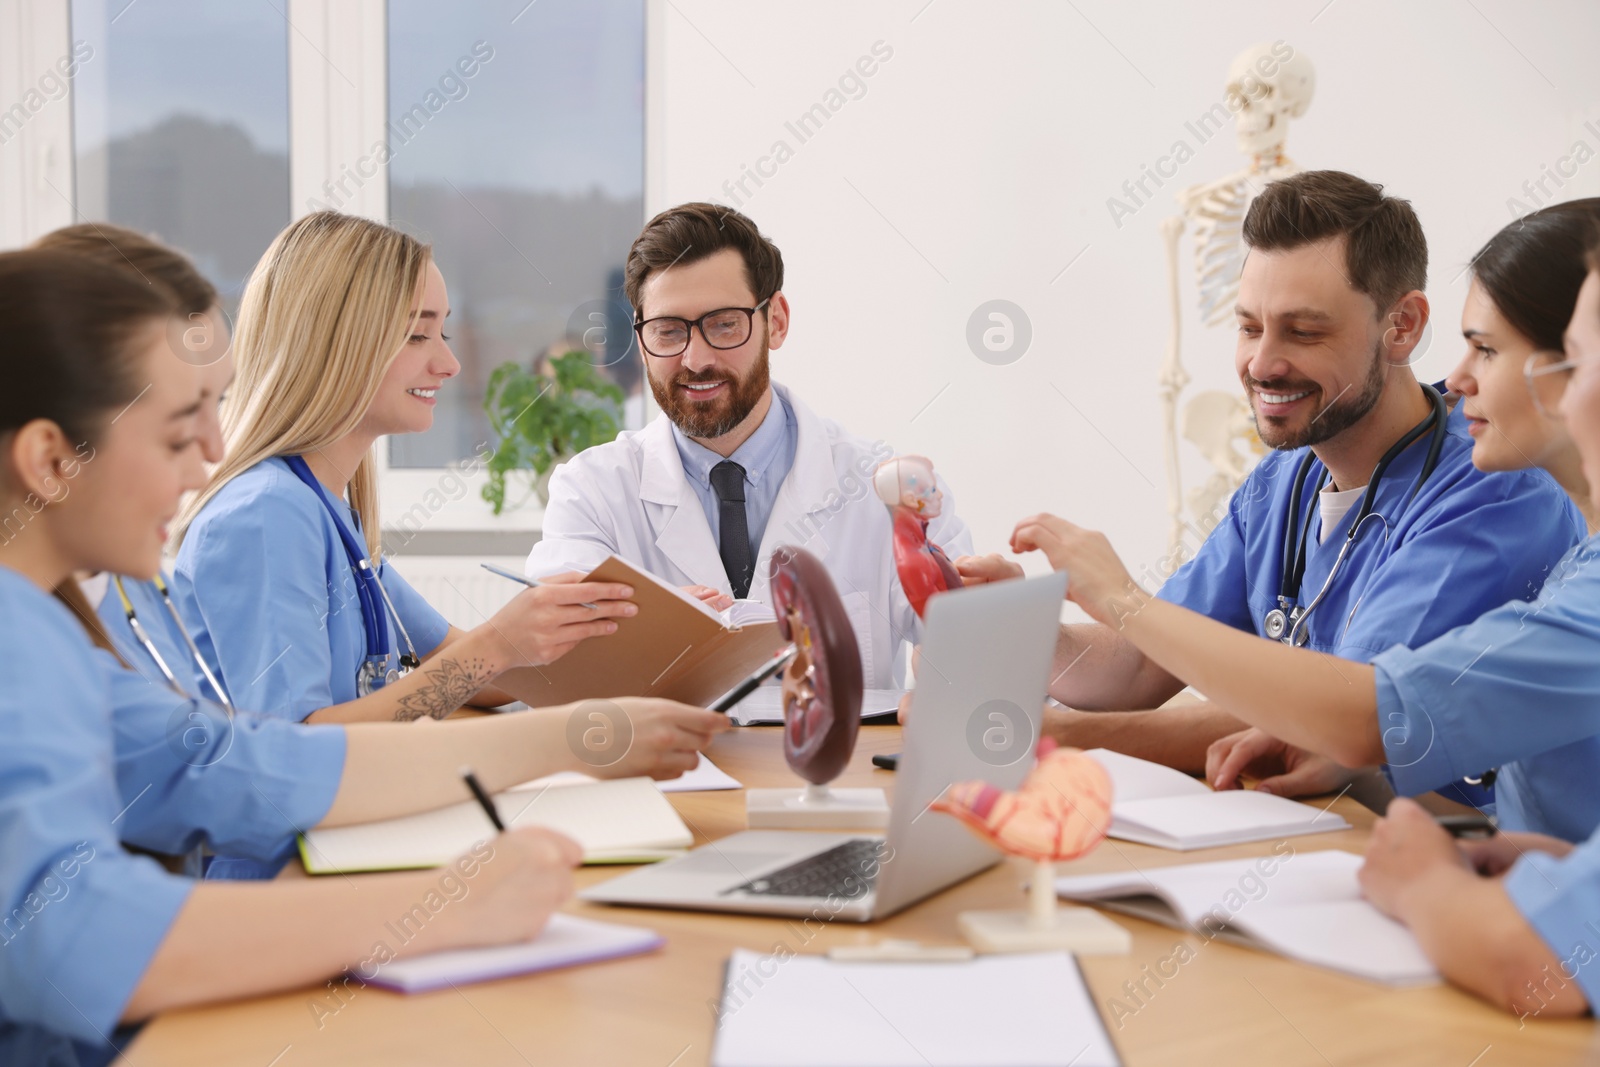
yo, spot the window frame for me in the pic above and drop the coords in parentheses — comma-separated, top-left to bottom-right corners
(6, 0, 662, 539)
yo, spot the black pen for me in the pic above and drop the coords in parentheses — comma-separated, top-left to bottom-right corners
(460, 767, 506, 832)
(480, 562, 599, 611)
(711, 645, 798, 714)
(1436, 813, 1497, 839)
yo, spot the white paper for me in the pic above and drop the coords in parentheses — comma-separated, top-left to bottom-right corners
(367, 913, 664, 993)
(513, 754, 741, 794)
(1056, 850, 1437, 986)
(722, 599, 777, 628)
(656, 753, 743, 792)
(1083, 748, 1348, 849)
(710, 949, 1119, 1067)
(730, 688, 906, 727)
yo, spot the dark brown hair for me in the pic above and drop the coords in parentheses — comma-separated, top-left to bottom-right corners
(1242, 170, 1428, 316)
(624, 202, 784, 316)
(33, 222, 218, 317)
(1471, 199, 1600, 352)
(1, 249, 174, 656)
(1, 249, 172, 445)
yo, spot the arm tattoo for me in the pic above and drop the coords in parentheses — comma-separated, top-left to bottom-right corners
(393, 656, 495, 722)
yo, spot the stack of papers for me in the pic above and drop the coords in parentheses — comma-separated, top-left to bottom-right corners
(710, 949, 1120, 1066)
(1055, 849, 1438, 986)
(1086, 748, 1349, 850)
(729, 688, 906, 727)
(366, 913, 664, 993)
(299, 776, 693, 873)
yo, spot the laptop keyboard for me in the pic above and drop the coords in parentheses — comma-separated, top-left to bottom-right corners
(728, 839, 885, 899)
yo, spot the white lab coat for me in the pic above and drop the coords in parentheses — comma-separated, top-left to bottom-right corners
(526, 382, 973, 688)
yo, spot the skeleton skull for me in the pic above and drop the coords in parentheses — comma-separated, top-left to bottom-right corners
(1225, 42, 1315, 160)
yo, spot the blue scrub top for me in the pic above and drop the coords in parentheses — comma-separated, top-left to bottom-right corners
(1504, 831, 1600, 1011)
(0, 566, 345, 1055)
(1157, 399, 1583, 663)
(1377, 534, 1600, 840)
(92, 573, 209, 699)
(174, 456, 451, 723)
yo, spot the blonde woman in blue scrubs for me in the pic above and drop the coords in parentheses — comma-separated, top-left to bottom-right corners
(175, 212, 633, 724)
(0, 250, 724, 1064)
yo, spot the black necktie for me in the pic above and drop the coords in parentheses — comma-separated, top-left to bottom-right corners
(710, 460, 753, 599)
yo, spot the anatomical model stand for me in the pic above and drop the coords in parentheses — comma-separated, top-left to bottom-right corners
(934, 739, 1129, 953)
(745, 546, 888, 829)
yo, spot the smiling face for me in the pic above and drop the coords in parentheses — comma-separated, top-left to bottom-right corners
(637, 248, 789, 442)
(54, 323, 208, 579)
(1235, 235, 1397, 451)
(356, 260, 458, 439)
(1446, 277, 1573, 473)
(1561, 270, 1600, 503)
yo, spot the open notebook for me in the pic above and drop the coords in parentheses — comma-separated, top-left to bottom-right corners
(299, 777, 693, 873)
(1086, 748, 1349, 850)
(1056, 849, 1437, 986)
(365, 913, 664, 994)
(495, 557, 787, 708)
(710, 949, 1120, 1067)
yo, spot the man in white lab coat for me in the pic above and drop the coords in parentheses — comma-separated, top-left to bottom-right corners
(525, 203, 971, 687)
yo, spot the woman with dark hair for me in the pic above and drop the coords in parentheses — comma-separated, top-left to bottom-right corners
(0, 248, 723, 1064)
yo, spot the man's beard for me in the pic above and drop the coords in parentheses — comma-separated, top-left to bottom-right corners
(1248, 343, 1387, 451)
(649, 337, 771, 440)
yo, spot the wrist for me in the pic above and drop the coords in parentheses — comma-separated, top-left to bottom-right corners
(1392, 860, 1474, 925)
(464, 622, 526, 673)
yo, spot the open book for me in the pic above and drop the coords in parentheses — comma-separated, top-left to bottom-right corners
(497, 556, 788, 708)
(1055, 849, 1438, 986)
(299, 776, 693, 873)
(1086, 748, 1349, 850)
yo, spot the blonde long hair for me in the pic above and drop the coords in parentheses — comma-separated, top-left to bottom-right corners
(176, 212, 430, 559)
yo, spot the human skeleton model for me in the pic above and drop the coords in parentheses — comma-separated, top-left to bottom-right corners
(873, 455, 962, 619)
(1161, 43, 1316, 551)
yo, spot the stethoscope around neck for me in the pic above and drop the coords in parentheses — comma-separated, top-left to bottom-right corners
(1263, 383, 1449, 648)
(114, 573, 234, 714)
(283, 454, 420, 696)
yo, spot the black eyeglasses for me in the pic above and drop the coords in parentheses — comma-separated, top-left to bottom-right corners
(633, 299, 769, 358)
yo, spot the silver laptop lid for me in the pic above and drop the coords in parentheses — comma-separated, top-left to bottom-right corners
(871, 571, 1069, 917)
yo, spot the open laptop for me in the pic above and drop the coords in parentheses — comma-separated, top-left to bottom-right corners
(579, 571, 1068, 921)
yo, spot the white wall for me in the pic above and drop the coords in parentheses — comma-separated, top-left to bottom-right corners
(653, 0, 1600, 607)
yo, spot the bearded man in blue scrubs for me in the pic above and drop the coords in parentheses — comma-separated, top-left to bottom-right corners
(960, 170, 1583, 791)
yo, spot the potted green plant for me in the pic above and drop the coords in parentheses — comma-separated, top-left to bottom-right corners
(481, 350, 625, 514)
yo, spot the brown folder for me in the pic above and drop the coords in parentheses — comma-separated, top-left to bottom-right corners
(496, 556, 787, 709)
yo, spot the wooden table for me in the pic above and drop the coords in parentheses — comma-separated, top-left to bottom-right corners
(125, 725, 1600, 1066)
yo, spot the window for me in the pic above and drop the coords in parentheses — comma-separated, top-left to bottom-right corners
(385, 0, 647, 471)
(70, 0, 289, 313)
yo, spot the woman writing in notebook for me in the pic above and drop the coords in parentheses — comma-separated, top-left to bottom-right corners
(173, 211, 636, 725)
(989, 206, 1600, 1014)
(0, 247, 725, 1063)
